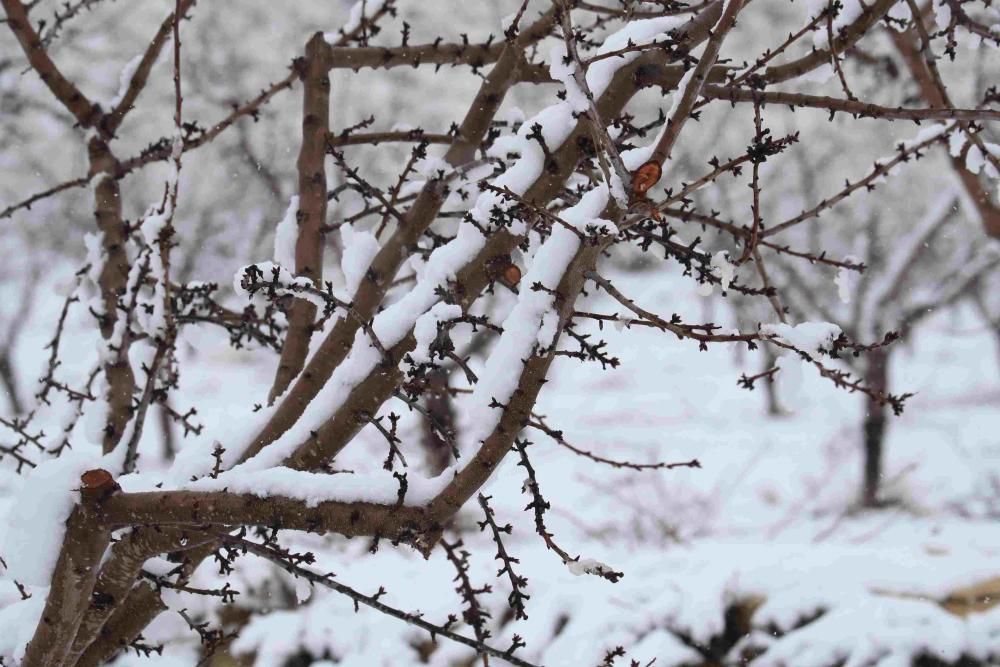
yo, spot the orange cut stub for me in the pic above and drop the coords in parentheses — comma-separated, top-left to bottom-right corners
(631, 161, 662, 196)
(80, 468, 114, 490)
(79, 467, 120, 502)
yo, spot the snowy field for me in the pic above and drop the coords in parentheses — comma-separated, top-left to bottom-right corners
(4, 266, 995, 666)
(1, 0, 999, 664)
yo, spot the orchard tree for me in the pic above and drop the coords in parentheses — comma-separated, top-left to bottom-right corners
(764, 183, 996, 507)
(706, 9, 1000, 505)
(0, 0, 998, 665)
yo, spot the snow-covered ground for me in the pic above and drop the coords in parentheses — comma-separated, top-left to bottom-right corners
(2, 265, 991, 666)
(0, 0, 998, 661)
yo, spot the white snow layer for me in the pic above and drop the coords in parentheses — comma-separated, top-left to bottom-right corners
(273, 195, 300, 269)
(172, 13, 670, 480)
(465, 184, 612, 448)
(107, 53, 143, 109)
(762, 321, 842, 354)
(340, 225, 380, 299)
(411, 302, 463, 365)
(0, 450, 102, 586)
(323, 0, 388, 44)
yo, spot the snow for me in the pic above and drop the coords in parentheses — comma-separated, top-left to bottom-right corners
(807, 0, 865, 48)
(566, 557, 616, 578)
(232, 595, 424, 666)
(4, 3, 1000, 665)
(966, 144, 985, 175)
(220, 220, 498, 472)
(621, 67, 693, 173)
(272, 195, 300, 269)
(0, 595, 45, 662)
(339, 225, 380, 299)
(607, 167, 628, 208)
(7, 267, 997, 667)
(584, 16, 687, 99)
(410, 302, 462, 365)
(697, 250, 737, 297)
(870, 124, 954, 187)
(860, 188, 959, 331)
(206, 15, 666, 473)
(761, 321, 842, 354)
(414, 156, 450, 179)
(549, 45, 590, 114)
(887, 0, 915, 28)
(184, 466, 445, 506)
(800, 62, 835, 85)
(933, 0, 953, 31)
(536, 309, 561, 352)
(985, 143, 1000, 180)
(0, 450, 101, 586)
(323, 0, 388, 44)
(773, 352, 806, 399)
(950, 130, 966, 158)
(501, 105, 526, 125)
(464, 183, 611, 448)
(233, 261, 312, 300)
(82, 231, 105, 294)
(82, 375, 111, 444)
(140, 214, 170, 335)
(754, 597, 968, 666)
(835, 256, 860, 304)
(107, 53, 143, 109)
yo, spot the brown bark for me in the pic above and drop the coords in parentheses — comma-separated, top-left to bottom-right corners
(762, 0, 900, 84)
(861, 348, 890, 507)
(242, 16, 548, 461)
(762, 348, 783, 417)
(61, 23, 554, 654)
(276, 1, 735, 471)
(322, 18, 554, 73)
(280, 50, 661, 470)
(0, 0, 178, 456)
(9, 1, 947, 659)
(0, 0, 102, 130)
(426, 242, 603, 526)
(648, 0, 745, 169)
(890, 27, 1000, 238)
(9, 5, 736, 659)
(21, 481, 113, 667)
(421, 368, 456, 476)
(88, 138, 137, 454)
(75, 583, 166, 667)
(159, 401, 176, 460)
(270, 33, 331, 400)
(65, 527, 212, 663)
(100, 0, 198, 137)
(246, 5, 699, 474)
(0, 351, 24, 415)
(699, 85, 1000, 122)
(101, 490, 427, 540)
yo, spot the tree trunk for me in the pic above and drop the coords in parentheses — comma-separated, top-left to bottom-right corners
(159, 401, 176, 461)
(762, 346, 782, 417)
(969, 287, 1000, 379)
(0, 351, 24, 415)
(861, 348, 890, 507)
(421, 368, 456, 476)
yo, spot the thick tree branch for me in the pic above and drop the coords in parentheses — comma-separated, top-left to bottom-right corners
(101, 0, 197, 137)
(21, 471, 114, 667)
(1, 0, 102, 130)
(270, 33, 331, 400)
